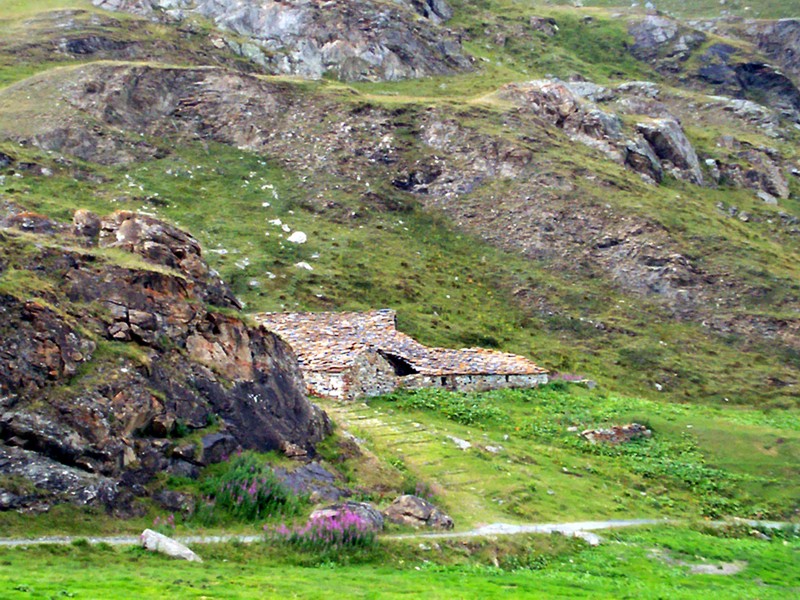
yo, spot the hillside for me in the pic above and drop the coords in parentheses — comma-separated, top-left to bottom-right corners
(1, 1, 799, 409)
(0, 0, 799, 596)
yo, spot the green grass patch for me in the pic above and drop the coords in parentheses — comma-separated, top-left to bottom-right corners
(0, 527, 796, 598)
(368, 384, 800, 521)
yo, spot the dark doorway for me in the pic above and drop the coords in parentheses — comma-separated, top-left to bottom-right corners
(379, 351, 419, 376)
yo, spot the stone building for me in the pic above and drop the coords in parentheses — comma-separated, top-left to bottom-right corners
(255, 309, 548, 401)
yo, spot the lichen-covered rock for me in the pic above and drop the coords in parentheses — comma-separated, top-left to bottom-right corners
(0, 444, 118, 511)
(274, 462, 346, 502)
(383, 494, 454, 529)
(0, 208, 330, 513)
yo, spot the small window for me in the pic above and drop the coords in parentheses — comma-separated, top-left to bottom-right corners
(441, 376, 447, 386)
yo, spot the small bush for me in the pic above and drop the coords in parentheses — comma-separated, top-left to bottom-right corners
(196, 453, 301, 524)
(266, 508, 376, 552)
(152, 514, 176, 535)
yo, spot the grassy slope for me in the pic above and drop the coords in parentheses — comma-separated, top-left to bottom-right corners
(0, 1, 797, 410)
(327, 384, 799, 523)
(3, 135, 798, 409)
(576, 0, 799, 19)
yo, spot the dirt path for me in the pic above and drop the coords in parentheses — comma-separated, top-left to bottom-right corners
(0, 518, 789, 548)
(0, 519, 659, 548)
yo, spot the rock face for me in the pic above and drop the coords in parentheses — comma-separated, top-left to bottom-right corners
(382, 494, 454, 529)
(93, 0, 471, 81)
(0, 206, 330, 513)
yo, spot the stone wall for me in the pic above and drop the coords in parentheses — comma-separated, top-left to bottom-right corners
(403, 373, 549, 394)
(342, 351, 399, 401)
(305, 371, 347, 400)
(303, 353, 548, 401)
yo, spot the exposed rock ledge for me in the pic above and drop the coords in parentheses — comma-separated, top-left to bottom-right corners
(0, 204, 330, 514)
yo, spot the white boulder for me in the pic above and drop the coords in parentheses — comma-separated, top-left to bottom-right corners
(140, 529, 202, 562)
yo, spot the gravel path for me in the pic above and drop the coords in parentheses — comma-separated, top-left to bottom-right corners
(0, 518, 790, 548)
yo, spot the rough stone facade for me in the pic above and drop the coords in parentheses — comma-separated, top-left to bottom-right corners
(403, 373, 550, 394)
(255, 310, 548, 401)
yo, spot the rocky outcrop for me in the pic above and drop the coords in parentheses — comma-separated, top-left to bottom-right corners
(733, 62, 800, 119)
(739, 19, 800, 84)
(580, 423, 652, 444)
(93, 0, 471, 81)
(628, 15, 800, 121)
(0, 206, 330, 513)
(497, 81, 702, 184)
(712, 145, 790, 201)
(636, 118, 703, 185)
(628, 15, 706, 63)
(498, 80, 623, 146)
(382, 494, 454, 529)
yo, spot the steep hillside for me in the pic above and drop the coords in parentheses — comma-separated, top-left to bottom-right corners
(1, 0, 799, 408)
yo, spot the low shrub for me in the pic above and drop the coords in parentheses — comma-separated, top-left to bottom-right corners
(196, 453, 301, 524)
(266, 508, 376, 552)
(152, 513, 176, 535)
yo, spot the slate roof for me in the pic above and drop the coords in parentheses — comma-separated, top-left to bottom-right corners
(255, 309, 547, 376)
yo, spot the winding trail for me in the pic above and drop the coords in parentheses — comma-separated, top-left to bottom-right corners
(0, 518, 790, 548)
(0, 519, 659, 548)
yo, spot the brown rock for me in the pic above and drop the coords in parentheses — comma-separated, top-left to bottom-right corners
(383, 494, 454, 529)
(580, 423, 652, 444)
(73, 209, 101, 239)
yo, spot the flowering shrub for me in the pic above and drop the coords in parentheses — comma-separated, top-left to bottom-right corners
(198, 453, 300, 523)
(152, 513, 176, 534)
(266, 508, 376, 551)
